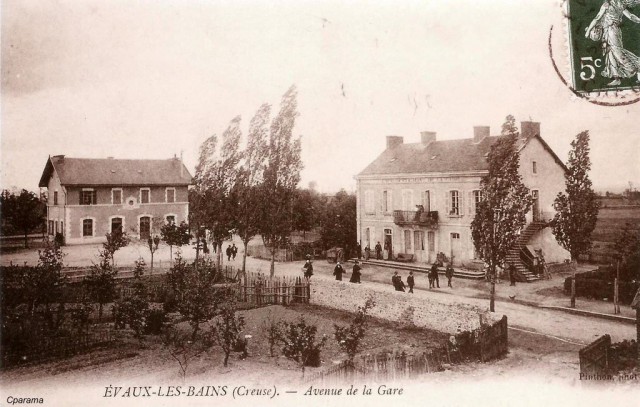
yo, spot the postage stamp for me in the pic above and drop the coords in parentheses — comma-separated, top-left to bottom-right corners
(566, 0, 640, 96)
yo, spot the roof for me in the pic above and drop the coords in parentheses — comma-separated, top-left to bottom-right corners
(356, 134, 567, 177)
(39, 156, 193, 187)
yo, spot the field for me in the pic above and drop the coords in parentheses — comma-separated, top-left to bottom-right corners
(587, 206, 640, 263)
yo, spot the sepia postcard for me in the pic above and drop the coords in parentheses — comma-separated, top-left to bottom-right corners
(1, 1, 639, 406)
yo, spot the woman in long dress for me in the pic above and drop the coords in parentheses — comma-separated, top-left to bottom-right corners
(585, 0, 640, 85)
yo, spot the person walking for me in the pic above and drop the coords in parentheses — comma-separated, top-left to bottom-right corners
(226, 245, 232, 262)
(445, 263, 454, 288)
(302, 259, 314, 279)
(350, 260, 362, 283)
(231, 243, 238, 260)
(508, 263, 517, 286)
(407, 271, 415, 293)
(429, 263, 440, 288)
(375, 242, 382, 260)
(333, 262, 346, 281)
(364, 245, 371, 260)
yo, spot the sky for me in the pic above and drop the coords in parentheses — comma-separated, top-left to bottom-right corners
(2, 0, 639, 194)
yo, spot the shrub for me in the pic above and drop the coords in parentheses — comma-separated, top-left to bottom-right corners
(278, 317, 327, 376)
(145, 309, 168, 335)
(334, 298, 375, 362)
(212, 304, 246, 367)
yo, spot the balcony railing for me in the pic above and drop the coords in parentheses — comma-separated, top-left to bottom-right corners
(393, 210, 439, 228)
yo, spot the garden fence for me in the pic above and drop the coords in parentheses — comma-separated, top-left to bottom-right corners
(305, 315, 508, 384)
(238, 272, 310, 307)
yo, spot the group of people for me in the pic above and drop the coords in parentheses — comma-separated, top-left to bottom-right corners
(332, 260, 362, 283)
(392, 263, 455, 292)
(226, 243, 238, 261)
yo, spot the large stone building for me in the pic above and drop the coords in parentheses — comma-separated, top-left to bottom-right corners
(355, 121, 570, 277)
(39, 155, 192, 244)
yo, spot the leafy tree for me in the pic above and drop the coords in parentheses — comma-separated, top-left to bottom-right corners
(471, 115, 533, 312)
(234, 104, 270, 275)
(112, 258, 149, 339)
(192, 116, 243, 269)
(147, 235, 161, 273)
(166, 253, 231, 340)
(292, 188, 315, 240)
(212, 303, 246, 367)
(163, 326, 214, 381)
(552, 131, 599, 261)
(103, 229, 130, 267)
(0, 189, 45, 248)
(84, 250, 118, 321)
(614, 223, 640, 282)
(161, 221, 192, 265)
(278, 317, 327, 377)
(259, 86, 304, 276)
(334, 298, 375, 363)
(319, 189, 357, 255)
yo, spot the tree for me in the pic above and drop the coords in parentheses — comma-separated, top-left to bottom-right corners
(278, 316, 327, 377)
(112, 258, 149, 339)
(212, 303, 246, 367)
(192, 116, 243, 269)
(84, 250, 118, 321)
(334, 298, 375, 363)
(147, 235, 161, 273)
(614, 223, 640, 283)
(161, 221, 192, 265)
(471, 115, 533, 312)
(552, 131, 599, 308)
(166, 253, 231, 341)
(552, 131, 599, 261)
(234, 104, 270, 275)
(103, 229, 130, 267)
(292, 188, 316, 240)
(0, 189, 45, 248)
(259, 86, 304, 276)
(319, 189, 357, 256)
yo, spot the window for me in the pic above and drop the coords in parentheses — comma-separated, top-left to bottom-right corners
(450, 190, 460, 216)
(422, 191, 431, 212)
(404, 230, 412, 252)
(139, 216, 151, 240)
(140, 188, 150, 204)
(48, 220, 54, 235)
(54, 191, 58, 205)
(473, 190, 483, 213)
(111, 217, 123, 233)
(383, 191, 388, 213)
(166, 188, 176, 203)
(61, 222, 63, 235)
(55, 221, 58, 234)
(402, 190, 413, 211)
(166, 215, 176, 224)
(364, 190, 375, 214)
(451, 232, 460, 239)
(82, 219, 93, 237)
(414, 231, 425, 251)
(532, 161, 537, 174)
(81, 189, 97, 205)
(112, 189, 122, 205)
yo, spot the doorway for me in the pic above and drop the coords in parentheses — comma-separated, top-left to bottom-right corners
(427, 231, 436, 263)
(414, 230, 425, 262)
(450, 232, 461, 265)
(532, 190, 540, 222)
(384, 228, 393, 260)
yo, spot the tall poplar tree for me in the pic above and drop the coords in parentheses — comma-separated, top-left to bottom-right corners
(471, 115, 533, 312)
(259, 86, 303, 276)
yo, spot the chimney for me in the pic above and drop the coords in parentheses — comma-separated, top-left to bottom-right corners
(420, 131, 436, 145)
(386, 135, 404, 149)
(53, 154, 65, 161)
(521, 121, 540, 139)
(473, 126, 490, 143)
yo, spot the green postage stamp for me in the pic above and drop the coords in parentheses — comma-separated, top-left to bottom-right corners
(567, 0, 640, 95)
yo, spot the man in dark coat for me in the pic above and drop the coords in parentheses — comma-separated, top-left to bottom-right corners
(445, 264, 454, 288)
(407, 271, 415, 293)
(231, 243, 238, 260)
(375, 242, 382, 260)
(226, 245, 232, 261)
(350, 261, 362, 283)
(303, 259, 313, 279)
(356, 242, 362, 260)
(429, 263, 439, 289)
(508, 263, 517, 286)
(392, 271, 405, 292)
(333, 262, 346, 281)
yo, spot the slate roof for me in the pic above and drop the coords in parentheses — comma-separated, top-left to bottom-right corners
(39, 156, 193, 187)
(357, 135, 566, 177)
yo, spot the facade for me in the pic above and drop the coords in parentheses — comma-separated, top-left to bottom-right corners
(39, 155, 192, 245)
(355, 121, 571, 270)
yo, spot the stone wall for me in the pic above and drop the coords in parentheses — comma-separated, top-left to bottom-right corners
(310, 278, 499, 334)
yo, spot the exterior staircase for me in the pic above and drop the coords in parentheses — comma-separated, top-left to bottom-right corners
(505, 221, 547, 282)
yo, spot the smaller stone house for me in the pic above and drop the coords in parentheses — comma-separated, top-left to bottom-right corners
(39, 155, 192, 244)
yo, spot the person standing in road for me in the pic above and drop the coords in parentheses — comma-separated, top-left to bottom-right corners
(407, 271, 415, 293)
(445, 263, 454, 288)
(350, 260, 362, 283)
(333, 262, 346, 281)
(226, 245, 232, 262)
(392, 271, 405, 291)
(302, 259, 314, 279)
(231, 243, 238, 260)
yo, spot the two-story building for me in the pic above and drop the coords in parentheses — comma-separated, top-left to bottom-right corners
(39, 155, 192, 244)
(355, 121, 570, 275)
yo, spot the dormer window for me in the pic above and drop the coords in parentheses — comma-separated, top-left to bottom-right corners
(532, 161, 537, 174)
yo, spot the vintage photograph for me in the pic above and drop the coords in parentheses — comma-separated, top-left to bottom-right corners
(1, 1, 639, 406)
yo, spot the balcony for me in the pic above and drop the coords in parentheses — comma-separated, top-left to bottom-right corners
(393, 210, 439, 228)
